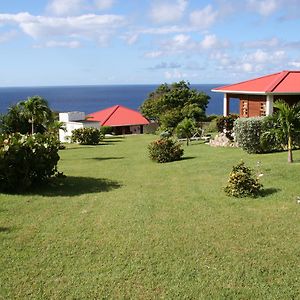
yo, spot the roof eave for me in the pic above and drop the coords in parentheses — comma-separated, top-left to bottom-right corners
(211, 89, 267, 95)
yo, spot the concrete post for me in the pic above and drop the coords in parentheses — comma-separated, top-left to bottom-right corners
(223, 93, 229, 116)
(266, 94, 274, 116)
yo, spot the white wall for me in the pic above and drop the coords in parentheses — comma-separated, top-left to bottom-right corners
(59, 111, 86, 122)
(59, 111, 100, 143)
(59, 122, 83, 143)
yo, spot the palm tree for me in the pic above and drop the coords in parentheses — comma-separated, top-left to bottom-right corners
(176, 117, 196, 146)
(20, 96, 52, 134)
(270, 100, 300, 163)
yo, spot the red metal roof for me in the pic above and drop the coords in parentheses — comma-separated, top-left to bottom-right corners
(212, 70, 300, 94)
(87, 105, 150, 127)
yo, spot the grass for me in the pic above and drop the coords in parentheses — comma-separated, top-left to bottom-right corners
(1, 135, 300, 299)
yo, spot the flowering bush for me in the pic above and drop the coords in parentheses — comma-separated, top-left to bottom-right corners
(148, 138, 184, 163)
(0, 133, 61, 192)
(71, 128, 102, 145)
(216, 114, 239, 140)
(224, 160, 263, 197)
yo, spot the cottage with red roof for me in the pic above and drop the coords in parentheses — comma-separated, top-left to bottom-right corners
(87, 105, 149, 135)
(59, 105, 150, 142)
(212, 70, 300, 117)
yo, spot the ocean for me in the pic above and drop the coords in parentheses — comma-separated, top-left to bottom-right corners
(0, 84, 239, 116)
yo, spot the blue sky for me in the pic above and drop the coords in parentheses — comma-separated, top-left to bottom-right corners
(0, 0, 300, 86)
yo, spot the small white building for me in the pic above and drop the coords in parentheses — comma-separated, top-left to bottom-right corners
(59, 111, 100, 143)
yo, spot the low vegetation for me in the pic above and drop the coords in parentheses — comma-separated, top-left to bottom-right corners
(1, 135, 300, 299)
(148, 137, 184, 163)
(71, 127, 103, 145)
(224, 160, 263, 197)
(0, 132, 61, 192)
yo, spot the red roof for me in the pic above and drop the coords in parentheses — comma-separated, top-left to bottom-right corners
(87, 105, 149, 127)
(212, 70, 300, 94)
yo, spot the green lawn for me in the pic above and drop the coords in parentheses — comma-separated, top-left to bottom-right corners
(1, 135, 300, 299)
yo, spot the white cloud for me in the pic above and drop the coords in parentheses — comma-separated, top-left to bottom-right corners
(35, 40, 81, 48)
(200, 34, 218, 49)
(0, 12, 126, 45)
(242, 37, 280, 49)
(94, 0, 115, 10)
(164, 69, 186, 80)
(47, 0, 84, 16)
(144, 51, 164, 58)
(189, 5, 218, 30)
(247, 0, 280, 16)
(245, 49, 285, 64)
(288, 61, 300, 68)
(150, 62, 181, 69)
(241, 63, 254, 72)
(150, 0, 188, 24)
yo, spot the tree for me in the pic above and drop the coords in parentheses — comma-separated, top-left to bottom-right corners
(176, 118, 196, 146)
(265, 100, 300, 163)
(140, 81, 210, 131)
(0, 103, 30, 134)
(0, 96, 54, 135)
(20, 96, 53, 134)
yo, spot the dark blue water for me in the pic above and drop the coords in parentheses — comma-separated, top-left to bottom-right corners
(0, 84, 239, 115)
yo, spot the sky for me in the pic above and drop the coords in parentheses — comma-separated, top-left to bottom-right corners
(0, 0, 300, 86)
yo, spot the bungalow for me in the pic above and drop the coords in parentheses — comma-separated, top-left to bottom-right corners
(87, 105, 150, 135)
(212, 70, 300, 117)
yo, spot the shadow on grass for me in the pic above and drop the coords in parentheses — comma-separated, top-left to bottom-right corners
(88, 157, 125, 161)
(29, 176, 122, 197)
(181, 156, 196, 161)
(260, 188, 281, 197)
(0, 227, 11, 233)
(101, 139, 125, 146)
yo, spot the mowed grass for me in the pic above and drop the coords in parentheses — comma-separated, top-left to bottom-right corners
(1, 135, 300, 299)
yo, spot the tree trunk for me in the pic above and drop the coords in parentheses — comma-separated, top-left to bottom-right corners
(288, 135, 293, 163)
(186, 138, 189, 146)
(31, 119, 34, 134)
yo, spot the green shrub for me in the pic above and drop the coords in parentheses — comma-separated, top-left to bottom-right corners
(224, 161, 263, 198)
(234, 117, 282, 153)
(100, 126, 113, 135)
(204, 118, 218, 134)
(148, 138, 184, 163)
(216, 114, 239, 140)
(0, 133, 60, 192)
(71, 128, 102, 145)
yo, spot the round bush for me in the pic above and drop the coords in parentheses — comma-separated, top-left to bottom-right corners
(0, 133, 61, 192)
(148, 138, 184, 163)
(71, 128, 102, 145)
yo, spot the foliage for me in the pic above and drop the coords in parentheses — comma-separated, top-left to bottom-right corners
(19, 96, 53, 134)
(0, 132, 60, 192)
(148, 138, 184, 163)
(0, 96, 54, 134)
(140, 81, 210, 131)
(205, 114, 219, 122)
(71, 127, 102, 145)
(216, 114, 239, 140)
(263, 100, 300, 163)
(224, 160, 263, 197)
(176, 118, 196, 146)
(100, 126, 113, 135)
(1, 135, 300, 299)
(203, 118, 218, 134)
(234, 117, 267, 153)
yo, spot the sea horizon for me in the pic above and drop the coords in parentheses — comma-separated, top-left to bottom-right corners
(0, 83, 238, 116)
